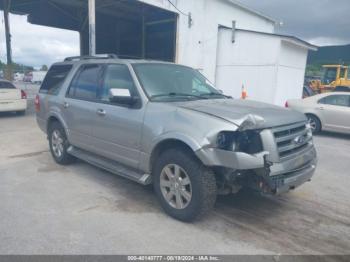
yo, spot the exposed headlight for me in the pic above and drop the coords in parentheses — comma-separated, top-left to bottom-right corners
(217, 132, 236, 151)
(306, 123, 313, 137)
(217, 130, 264, 153)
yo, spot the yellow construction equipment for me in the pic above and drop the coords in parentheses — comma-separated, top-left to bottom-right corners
(309, 65, 350, 93)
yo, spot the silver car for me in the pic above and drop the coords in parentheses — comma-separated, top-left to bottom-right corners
(36, 55, 317, 221)
(287, 92, 350, 134)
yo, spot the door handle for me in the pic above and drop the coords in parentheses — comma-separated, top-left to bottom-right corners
(316, 107, 324, 110)
(96, 109, 106, 116)
(63, 102, 69, 108)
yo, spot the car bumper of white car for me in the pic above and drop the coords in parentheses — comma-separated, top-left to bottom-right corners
(0, 99, 27, 113)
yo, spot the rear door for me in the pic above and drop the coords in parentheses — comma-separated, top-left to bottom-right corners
(318, 94, 350, 133)
(62, 64, 104, 150)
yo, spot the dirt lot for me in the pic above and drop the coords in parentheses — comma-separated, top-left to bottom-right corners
(0, 94, 350, 255)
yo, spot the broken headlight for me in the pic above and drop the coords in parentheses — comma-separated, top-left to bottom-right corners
(217, 131, 236, 151)
(217, 130, 263, 154)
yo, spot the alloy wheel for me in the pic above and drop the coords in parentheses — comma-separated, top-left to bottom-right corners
(308, 117, 317, 132)
(160, 164, 192, 209)
(51, 130, 64, 158)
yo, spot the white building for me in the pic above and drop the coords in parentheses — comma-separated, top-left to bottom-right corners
(4, 0, 317, 105)
(141, 0, 317, 105)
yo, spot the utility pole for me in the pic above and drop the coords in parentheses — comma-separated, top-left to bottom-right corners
(4, 0, 13, 81)
(88, 0, 96, 56)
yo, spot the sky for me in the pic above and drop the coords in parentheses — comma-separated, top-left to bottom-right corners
(240, 0, 350, 46)
(0, 12, 79, 68)
(0, 0, 349, 67)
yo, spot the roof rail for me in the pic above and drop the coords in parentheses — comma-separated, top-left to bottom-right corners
(64, 54, 118, 62)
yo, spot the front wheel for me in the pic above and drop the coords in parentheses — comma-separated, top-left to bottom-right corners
(153, 149, 217, 222)
(306, 114, 321, 134)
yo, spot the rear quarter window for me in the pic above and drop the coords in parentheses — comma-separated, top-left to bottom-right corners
(39, 65, 73, 95)
(0, 81, 16, 89)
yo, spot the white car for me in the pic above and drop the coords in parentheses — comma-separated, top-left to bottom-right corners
(0, 80, 27, 115)
(286, 92, 350, 134)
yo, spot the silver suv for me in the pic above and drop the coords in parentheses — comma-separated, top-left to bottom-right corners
(36, 55, 317, 221)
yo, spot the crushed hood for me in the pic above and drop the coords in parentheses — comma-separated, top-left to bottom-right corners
(176, 99, 307, 129)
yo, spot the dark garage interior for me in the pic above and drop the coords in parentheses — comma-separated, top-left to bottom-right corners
(1, 0, 178, 62)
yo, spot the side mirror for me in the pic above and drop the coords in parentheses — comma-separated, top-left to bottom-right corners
(109, 88, 137, 106)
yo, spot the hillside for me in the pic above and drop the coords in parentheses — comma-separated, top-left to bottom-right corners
(307, 44, 350, 65)
(306, 44, 350, 76)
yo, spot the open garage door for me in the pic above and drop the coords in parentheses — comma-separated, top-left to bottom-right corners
(0, 0, 177, 62)
(88, 1, 178, 62)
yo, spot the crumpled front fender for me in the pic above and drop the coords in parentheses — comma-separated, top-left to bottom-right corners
(195, 148, 269, 170)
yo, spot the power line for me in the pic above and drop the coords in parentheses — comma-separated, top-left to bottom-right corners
(167, 0, 189, 17)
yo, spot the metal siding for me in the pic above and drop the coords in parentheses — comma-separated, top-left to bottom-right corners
(141, 0, 276, 82)
(215, 29, 309, 106)
(215, 29, 280, 103)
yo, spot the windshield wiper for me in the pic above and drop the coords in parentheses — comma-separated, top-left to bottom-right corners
(150, 92, 208, 100)
(200, 92, 232, 98)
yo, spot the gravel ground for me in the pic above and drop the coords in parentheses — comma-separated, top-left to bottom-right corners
(0, 107, 349, 255)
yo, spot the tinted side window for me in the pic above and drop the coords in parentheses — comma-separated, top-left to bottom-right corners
(98, 64, 136, 102)
(0, 81, 15, 89)
(319, 95, 350, 107)
(69, 64, 102, 100)
(40, 65, 72, 95)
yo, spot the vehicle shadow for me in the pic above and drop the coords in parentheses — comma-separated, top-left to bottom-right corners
(53, 158, 350, 253)
(214, 188, 285, 221)
(0, 111, 25, 119)
(72, 158, 287, 219)
(68, 159, 161, 214)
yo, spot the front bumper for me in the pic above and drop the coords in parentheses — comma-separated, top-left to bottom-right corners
(196, 145, 317, 194)
(266, 162, 316, 194)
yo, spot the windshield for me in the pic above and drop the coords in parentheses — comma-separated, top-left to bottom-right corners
(132, 63, 227, 101)
(322, 68, 337, 84)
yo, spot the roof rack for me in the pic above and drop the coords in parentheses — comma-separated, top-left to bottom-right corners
(64, 54, 118, 62)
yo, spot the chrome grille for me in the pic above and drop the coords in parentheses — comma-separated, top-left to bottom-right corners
(272, 122, 312, 159)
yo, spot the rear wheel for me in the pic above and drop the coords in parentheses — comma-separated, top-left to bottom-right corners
(306, 114, 321, 134)
(48, 122, 75, 165)
(153, 148, 217, 222)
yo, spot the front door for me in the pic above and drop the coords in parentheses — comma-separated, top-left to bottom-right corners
(318, 94, 350, 133)
(90, 64, 145, 169)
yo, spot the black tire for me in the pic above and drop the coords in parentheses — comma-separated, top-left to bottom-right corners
(48, 122, 75, 165)
(306, 114, 321, 134)
(153, 148, 217, 222)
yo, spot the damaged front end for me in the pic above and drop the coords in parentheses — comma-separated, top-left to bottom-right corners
(195, 114, 317, 195)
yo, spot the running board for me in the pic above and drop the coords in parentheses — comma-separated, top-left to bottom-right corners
(67, 146, 152, 185)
